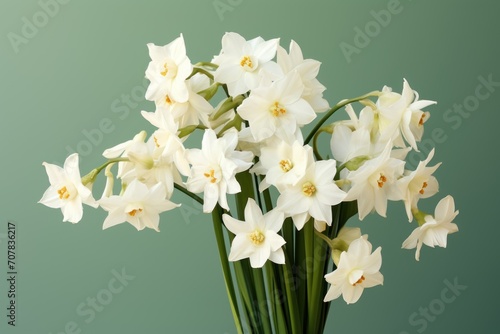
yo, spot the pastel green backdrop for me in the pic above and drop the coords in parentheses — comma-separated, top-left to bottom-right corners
(0, 0, 497, 333)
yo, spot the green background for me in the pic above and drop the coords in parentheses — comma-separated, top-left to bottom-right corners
(0, 0, 497, 333)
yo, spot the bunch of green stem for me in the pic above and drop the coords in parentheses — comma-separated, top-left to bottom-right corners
(209, 161, 359, 334)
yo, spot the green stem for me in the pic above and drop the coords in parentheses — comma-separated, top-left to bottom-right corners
(234, 172, 264, 332)
(304, 91, 380, 145)
(178, 124, 208, 138)
(212, 205, 243, 334)
(282, 218, 294, 268)
(265, 262, 289, 333)
(281, 253, 303, 333)
(253, 268, 273, 334)
(312, 130, 324, 161)
(262, 189, 273, 213)
(197, 82, 220, 101)
(294, 227, 307, 321)
(194, 61, 219, 69)
(187, 67, 214, 80)
(218, 113, 244, 136)
(210, 95, 245, 121)
(252, 171, 264, 212)
(304, 219, 314, 314)
(234, 259, 260, 333)
(81, 157, 129, 185)
(173, 183, 203, 205)
(308, 231, 326, 334)
(314, 229, 335, 250)
(320, 204, 342, 332)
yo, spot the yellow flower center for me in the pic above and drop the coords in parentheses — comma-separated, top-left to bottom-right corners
(249, 230, 265, 245)
(302, 182, 316, 197)
(240, 55, 253, 69)
(352, 275, 365, 286)
(165, 95, 173, 105)
(204, 169, 218, 184)
(57, 186, 70, 200)
(419, 114, 426, 126)
(279, 159, 293, 172)
(377, 174, 387, 188)
(127, 208, 143, 217)
(160, 63, 169, 76)
(270, 101, 286, 117)
(419, 181, 428, 195)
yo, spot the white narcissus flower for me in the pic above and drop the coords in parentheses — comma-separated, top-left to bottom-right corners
(330, 105, 384, 165)
(277, 160, 347, 230)
(123, 136, 185, 197)
(330, 227, 365, 265)
(153, 73, 213, 128)
(186, 129, 253, 213)
(102, 131, 147, 160)
(331, 125, 372, 166)
(213, 32, 281, 96)
(324, 237, 383, 304)
(277, 40, 329, 113)
(345, 144, 405, 220)
(39, 153, 98, 223)
(402, 195, 459, 261)
(397, 149, 441, 221)
(377, 79, 436, 150)
(145, 34, 193, 103)
(238, 72, 316, 142)
(335, 227, 363, 246)
(99, 180, 179, 232)
(223, 199, 286, 268)
(141, 108, 191, 177)
(251, 140, 313, 191)
(102, 130, 148, 183)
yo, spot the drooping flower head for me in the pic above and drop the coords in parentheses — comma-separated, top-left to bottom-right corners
(377, 79, 436, 150)
(402, 195, 459, 261)
(99, 180, 179, 232)
(39, 153, 98, 223)
(324, 237, 383, 304)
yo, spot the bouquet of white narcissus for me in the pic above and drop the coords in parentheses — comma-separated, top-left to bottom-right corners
(39, 32, 459, 334)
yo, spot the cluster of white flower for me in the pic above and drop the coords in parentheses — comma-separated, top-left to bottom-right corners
(39, 32, 459, 305)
